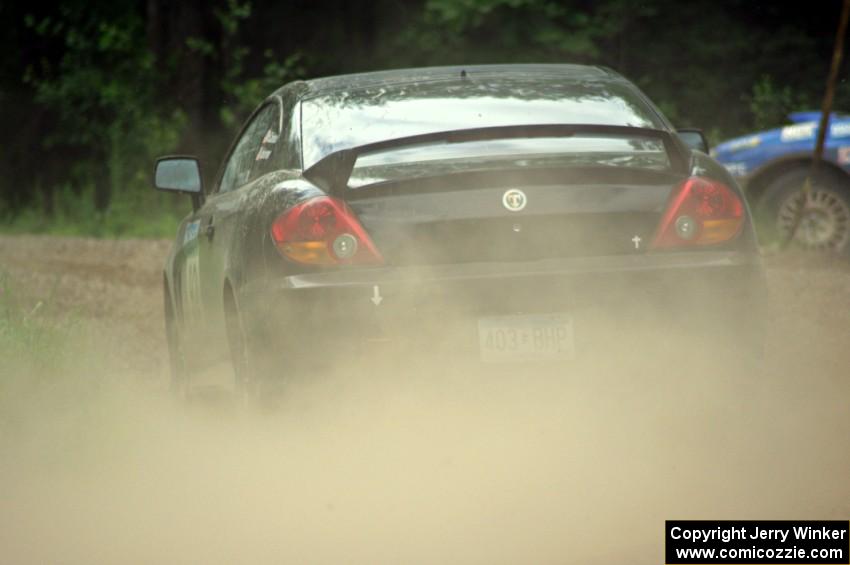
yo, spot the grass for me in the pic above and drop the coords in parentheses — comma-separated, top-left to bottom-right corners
(1, 185, 189, 239)
(0, 272, 98, 427)
(0, 273, 69, 372)
(0, 271, 155, 473)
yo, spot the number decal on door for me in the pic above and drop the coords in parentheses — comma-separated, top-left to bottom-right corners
(182, 220, 203, 324)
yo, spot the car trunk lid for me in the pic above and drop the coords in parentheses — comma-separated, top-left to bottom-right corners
(345, 167, 684, 265)
(302, 124, 689, 266)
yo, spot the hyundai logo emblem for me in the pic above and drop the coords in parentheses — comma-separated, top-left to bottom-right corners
(502, 189, 527, 212)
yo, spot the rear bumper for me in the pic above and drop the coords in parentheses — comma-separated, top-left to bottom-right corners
(240, 251, 767, 362)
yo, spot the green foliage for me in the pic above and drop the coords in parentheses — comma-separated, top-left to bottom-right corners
(1, 1, 847, 237)
(205, 0, 306, 127)
(1, 185, 188, 238)
(20, 3, 187, 226)
(25, 7, 156, 145)
(220, 51, 306, 129)
(404, 0, 609, 62)
(10, 0, 307, 238)
(215, 0, 253, 105)
(749, 75, 810, 130)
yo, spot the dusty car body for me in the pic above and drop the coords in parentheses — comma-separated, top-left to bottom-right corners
(155, 64, 766, 395)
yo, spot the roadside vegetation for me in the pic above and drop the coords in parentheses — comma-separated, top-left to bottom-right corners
(0, 272, 88, 422)
(1, 273, 71, 374)
(0, 1, 845, 238)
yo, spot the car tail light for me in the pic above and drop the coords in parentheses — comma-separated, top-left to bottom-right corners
(652, 177, 744, 248)
(270, 196, 383, 266)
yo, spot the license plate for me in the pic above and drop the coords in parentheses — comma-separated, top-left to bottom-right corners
(477, 313, 575, 362)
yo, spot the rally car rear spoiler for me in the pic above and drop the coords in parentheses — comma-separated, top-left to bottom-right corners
(302, 124, 689, 195)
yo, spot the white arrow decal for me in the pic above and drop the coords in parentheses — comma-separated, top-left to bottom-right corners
(370, 285, 383, 306)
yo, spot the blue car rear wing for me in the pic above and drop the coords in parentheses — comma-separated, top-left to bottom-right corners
(302, 124, 689, 195)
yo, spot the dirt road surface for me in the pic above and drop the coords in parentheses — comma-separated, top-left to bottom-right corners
(2, 234, 848, 387)
(0, 235, 171, 378)
(0, 234, 848, 564)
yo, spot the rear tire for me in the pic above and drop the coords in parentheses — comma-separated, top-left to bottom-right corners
(756, 168, 850, 254)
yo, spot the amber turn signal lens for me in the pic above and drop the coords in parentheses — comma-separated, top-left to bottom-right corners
(699, 218, 744, 244)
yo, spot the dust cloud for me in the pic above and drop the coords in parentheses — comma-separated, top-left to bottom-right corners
(0, 236, 849, 564)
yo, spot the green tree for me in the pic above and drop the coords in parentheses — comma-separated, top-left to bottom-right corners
(23, 3, 184, 213)
(749, 75, 810, 130)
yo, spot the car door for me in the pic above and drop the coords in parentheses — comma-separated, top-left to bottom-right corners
(192, 101, 282, 353)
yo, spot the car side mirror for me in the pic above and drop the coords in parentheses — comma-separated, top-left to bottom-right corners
(154, 156, 204, 210)
(677, 129, 710, 154)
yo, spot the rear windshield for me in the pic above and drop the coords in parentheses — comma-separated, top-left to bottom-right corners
(349, 135, 671, 187)
(301, 77, 664, 169)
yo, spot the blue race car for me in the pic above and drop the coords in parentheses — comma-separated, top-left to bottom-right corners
(713, 111, 850, 254)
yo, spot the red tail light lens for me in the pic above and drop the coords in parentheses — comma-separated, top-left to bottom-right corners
(652, 177, 744, 248)
(270, 196, 383, 266)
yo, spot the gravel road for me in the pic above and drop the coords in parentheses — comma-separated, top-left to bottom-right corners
(0, 235, 172, 378)
(2, 234, 848, 384)
(0, 234, 848, 564)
